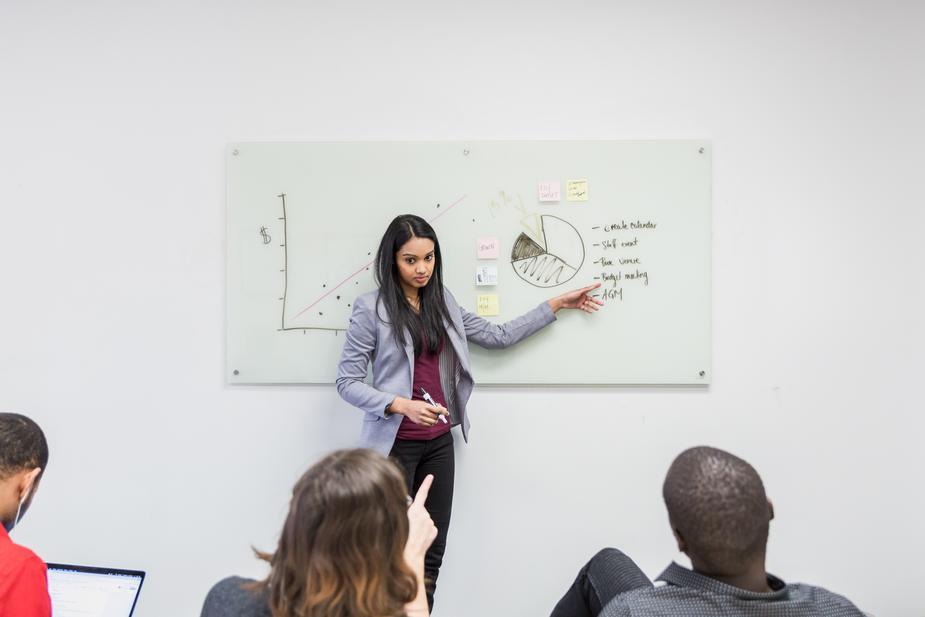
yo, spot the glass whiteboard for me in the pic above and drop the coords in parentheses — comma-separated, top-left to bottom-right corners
(227, 141, 711, 384)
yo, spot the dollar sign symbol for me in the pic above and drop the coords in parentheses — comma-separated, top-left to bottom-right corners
(260, 226, 271, 244)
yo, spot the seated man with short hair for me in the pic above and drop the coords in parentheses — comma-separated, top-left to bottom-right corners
(551, 446, 864, 617)
(0, 412, 51, 617)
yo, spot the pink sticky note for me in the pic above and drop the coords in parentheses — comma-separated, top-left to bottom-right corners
(477, 236, 499, 259)
(538, 181, 561, 202)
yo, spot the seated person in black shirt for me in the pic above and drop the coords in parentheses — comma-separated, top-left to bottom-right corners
(551, 446, 865, 617)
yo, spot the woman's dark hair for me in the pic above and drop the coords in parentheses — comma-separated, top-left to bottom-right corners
(254, 449, 418, 617)
(375, 214, 452, 356)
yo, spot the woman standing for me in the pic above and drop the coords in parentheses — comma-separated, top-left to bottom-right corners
(336, 214, 601, 609)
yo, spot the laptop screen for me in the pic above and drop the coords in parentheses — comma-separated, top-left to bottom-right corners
(46, 563, 145, 617)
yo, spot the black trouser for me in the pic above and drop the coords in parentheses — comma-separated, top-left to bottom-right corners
(389, 431, 455, 612)
(550, 548, 653, 617)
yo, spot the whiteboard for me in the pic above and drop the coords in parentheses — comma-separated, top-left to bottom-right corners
(226, 141, 711, 385)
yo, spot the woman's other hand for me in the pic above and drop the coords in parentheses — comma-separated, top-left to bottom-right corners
(389, 398, 449, 426)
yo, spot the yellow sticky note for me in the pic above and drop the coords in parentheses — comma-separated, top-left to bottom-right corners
(476, 294, 500, 316)
(567, 179, 589, 201)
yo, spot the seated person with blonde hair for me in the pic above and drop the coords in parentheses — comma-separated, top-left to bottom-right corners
(201, 449, 437, 617)
(551, 446, 865, 617)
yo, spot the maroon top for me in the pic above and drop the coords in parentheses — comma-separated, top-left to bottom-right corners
(396, 336, 451, 441)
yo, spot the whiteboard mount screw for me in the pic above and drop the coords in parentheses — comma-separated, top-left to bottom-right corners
(233, 369, 240, 375)
(232, 149, 239, 156)
(462, 149, 469, 156)
(698, 147, 704, 154)
(699, 370, 705, 377)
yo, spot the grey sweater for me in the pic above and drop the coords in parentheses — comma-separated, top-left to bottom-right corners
(200, 577, 270, 617)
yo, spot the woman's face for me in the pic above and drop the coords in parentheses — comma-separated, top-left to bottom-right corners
(395, 237, 435, 295)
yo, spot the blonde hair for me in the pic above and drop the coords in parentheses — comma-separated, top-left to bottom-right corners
(255, 449, 417, 617)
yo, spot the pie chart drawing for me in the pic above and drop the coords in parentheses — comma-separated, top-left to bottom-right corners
(510, 215, 585, 288)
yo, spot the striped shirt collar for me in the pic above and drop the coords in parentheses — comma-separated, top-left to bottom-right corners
(656, 562, 789, 600)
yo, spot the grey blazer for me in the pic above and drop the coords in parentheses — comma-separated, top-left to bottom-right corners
(336, 288, 556, 455)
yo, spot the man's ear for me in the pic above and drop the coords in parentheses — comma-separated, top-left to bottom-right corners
(671, 526, 688, 554)
(20, 467, 41, 498)
(767, 498, 775, 522)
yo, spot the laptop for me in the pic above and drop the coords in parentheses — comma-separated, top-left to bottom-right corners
(46, 563, 145, 617)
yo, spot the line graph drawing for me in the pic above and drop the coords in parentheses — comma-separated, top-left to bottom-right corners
(510, 215, 585, 288)
(276, 193, 469, 333)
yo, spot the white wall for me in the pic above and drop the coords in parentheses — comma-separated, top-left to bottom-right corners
(2, 1, 922, 615)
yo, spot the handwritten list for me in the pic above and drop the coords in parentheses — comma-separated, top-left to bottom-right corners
(591, 219, 657, 302)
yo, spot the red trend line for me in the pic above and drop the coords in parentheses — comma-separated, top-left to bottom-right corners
(291, 194, 468, 320)
(428, 193, 468, 224)
(292, 260, 375, 318)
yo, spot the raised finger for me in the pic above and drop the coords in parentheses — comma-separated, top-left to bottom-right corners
(580, 282, 602, 294)
(413, 474, 434, 505)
